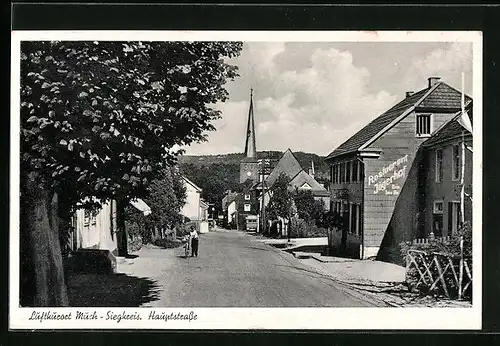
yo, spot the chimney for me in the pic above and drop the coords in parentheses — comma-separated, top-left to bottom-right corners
(406, 91, 414, 98)
(428, 76, 441, 88)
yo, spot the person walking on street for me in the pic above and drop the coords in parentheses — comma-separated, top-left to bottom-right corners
(189, 226, 199, 257)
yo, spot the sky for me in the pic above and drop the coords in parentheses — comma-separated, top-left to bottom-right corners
(183, 42, 473, 157)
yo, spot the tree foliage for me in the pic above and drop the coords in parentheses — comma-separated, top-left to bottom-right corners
(140, 167, 187, 228)
(124, 166, 187, 243)
(21, 40, 243, 210)
(266, 173, 293, 220)
(292, 189, 325, 223)
(19, 40, 242, 307)
(316, 209, 344, 230)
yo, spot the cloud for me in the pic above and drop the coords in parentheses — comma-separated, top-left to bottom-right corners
(183, 100, 249, 155)
(404, 42, 473, 93)
(245, 44, 398, 155)
(183, 42, 473, 157)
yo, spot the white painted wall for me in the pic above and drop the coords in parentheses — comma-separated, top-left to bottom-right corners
(181, 180, 201, 221)
(74, 200, 118, 253)
(227, 201, 237, 222)
(199, 221, 209, 234)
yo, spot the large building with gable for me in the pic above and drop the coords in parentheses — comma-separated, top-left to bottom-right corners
(325, 77, 473, 263)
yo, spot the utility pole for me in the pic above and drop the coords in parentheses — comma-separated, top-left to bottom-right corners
(258, 158, 271, 234)
(460, 72, 466, 226)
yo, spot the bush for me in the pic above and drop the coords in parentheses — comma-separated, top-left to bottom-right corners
(290, 218, 327, 238)
(400, 222, 472, 299)
(128, 234, 142, 253)
(175, 221, 197, 238)
(153, 238, 184, 249)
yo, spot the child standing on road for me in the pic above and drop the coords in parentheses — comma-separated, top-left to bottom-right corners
(189, 226, 199, 257)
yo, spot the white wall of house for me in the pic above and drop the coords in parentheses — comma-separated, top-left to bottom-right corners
(199, 204, 208, 221)
(181, 179, 201, 221)
(227, 200, 237, 222)
(74, 200, 118, 253)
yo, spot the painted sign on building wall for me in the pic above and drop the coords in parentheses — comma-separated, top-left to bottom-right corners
(368, 154, 408, 195)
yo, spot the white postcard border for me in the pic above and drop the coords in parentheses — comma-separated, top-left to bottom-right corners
(9, 30, 483, 330)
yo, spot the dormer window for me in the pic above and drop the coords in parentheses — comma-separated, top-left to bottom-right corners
(416, 114, 432, 137)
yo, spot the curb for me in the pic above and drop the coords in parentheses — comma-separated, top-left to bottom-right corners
(261, 243, 390, 307)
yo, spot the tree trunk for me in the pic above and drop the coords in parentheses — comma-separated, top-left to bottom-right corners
(22, 172, 69, 306)
(116, 199, 128, 256)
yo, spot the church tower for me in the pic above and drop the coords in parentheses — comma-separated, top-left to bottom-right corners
(240, 89, 260, 183)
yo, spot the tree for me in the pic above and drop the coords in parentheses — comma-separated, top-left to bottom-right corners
(266, 173, 293, 221)
(293, 189, 325, 224)
(20, 41, 242, 306)
(141, 166, 187, 242)
(126, 167, 186, 243)
(316, 209, 343, 230)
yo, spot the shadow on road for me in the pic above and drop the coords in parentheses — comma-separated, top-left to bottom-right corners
(67, 272, 162, 307)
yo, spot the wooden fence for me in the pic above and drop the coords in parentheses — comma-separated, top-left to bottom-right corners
(412, 236, 451, 245)
(406, 248, 472, 300)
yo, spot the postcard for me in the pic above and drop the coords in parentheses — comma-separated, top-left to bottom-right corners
(10, 30, 482, 330)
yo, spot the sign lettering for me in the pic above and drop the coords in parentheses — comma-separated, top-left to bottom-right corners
(368, 154, 409, 195)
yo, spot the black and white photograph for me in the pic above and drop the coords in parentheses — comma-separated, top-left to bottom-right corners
(10, 31, 482, 330)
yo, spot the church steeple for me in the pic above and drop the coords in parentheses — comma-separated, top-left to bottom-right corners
(244, 88, 257, 159)
(239, 88, 259, 183)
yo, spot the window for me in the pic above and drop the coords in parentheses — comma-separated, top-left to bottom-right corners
(448, 201, 461, 235)
(84, 210, 91, 227)
(337, 202, 342, 213)
(433, 201, 444, 237)
(346, 161, 351, 183)
(244, 194, 251, 200)
(357, 204, 362, 236)
(83, 210, 96, 227)
(416, 114, 431, 136)
(339, 162, 344, 183)
(350, 203, 357, 234)
(435, 149, 443, 182)
(352, 160, 358, 182)
(244, 204, 251, 212)
(342, 202, 349, 228)
(433, 201, 444, 214)
(452, 145, 460, 181)
(336, 163, 341, 183)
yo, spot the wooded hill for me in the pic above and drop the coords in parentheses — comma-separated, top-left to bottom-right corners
(178, 151, 330, 215)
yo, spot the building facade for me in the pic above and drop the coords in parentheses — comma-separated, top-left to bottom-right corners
(325, 77, 472, 263)
(180, 176, 203, 222)
(72, 200, 118, 256)
(418, 104, 473, 238)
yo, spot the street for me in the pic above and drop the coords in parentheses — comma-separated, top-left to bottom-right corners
(117, 228, 378, 307)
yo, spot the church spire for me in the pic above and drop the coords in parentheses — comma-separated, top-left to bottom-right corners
(244, 88, 257, 158)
